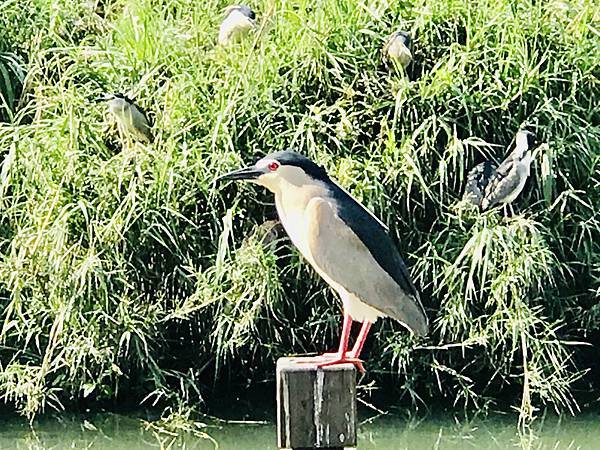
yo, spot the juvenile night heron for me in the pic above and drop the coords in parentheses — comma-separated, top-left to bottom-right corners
(99, 93, 153, 144)
(383, 31, 412, 71)
(463, 160, 498, 207)
(218, 5, 256, 47)
(219, 151, 428, 372)
(479, 130, 539, 212)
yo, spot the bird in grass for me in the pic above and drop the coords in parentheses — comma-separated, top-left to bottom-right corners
(383, 31, 412, 72)
(464, 130, 539, 212)
(218, 5, 256, 47)
(98, 93, 153, 144)
(219, 151, 428, 372)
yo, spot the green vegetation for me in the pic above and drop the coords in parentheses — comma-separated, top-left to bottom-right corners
(0, 0, 598, 426)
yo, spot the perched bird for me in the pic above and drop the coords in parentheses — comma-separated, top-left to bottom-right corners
(218, 5, 256, 47)
(219, 151, 428, 372)
(98, 93, 153, 144)
(383, 30, 413, 71)
(463, 160, 498, 207)
(480, 130, 539, 212)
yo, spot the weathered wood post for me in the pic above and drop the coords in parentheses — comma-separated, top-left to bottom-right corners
(277, 357, 357, 450)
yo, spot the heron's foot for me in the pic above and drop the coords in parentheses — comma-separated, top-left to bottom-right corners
(315, 356, 365, 374)
(295, 353, 337, 363)
(319, 351, 343, 359)
(302, 351, 359, 361)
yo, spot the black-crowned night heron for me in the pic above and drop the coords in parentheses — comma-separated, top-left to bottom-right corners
(464, 130, 539, 212)
(218, 5, 256, 47)
(219, 151, 428, 372)
(383, 31, 412, 71)
(99, 93, 153, 144)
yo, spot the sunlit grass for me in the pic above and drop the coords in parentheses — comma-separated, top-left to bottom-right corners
(0, 0, 597, 424)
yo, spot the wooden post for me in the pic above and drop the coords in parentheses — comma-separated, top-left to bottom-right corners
(277, 357, 357, 449)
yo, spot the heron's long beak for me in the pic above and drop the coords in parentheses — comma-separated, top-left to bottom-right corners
(217, 166, 264, 181)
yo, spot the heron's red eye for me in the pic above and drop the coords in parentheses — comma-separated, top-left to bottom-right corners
(268, 162, 279, 171)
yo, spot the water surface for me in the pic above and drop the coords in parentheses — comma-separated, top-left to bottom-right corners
(0, 411, 598, 449)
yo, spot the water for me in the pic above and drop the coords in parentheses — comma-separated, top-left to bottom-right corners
(0, 411, 598, 449)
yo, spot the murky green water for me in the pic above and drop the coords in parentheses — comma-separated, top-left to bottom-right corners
(0, 411, 598, 449)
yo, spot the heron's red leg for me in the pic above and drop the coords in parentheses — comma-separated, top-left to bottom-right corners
(315, 312, 352, 359)
(336, 312, 352, 357)
(347, 321, 372, 359)
(315, 314, 365, 373)
(299, 313, 365, 372)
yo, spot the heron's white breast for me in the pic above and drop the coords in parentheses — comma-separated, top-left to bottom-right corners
(500, 162, 530, 205)
(108, 100, 131, 122)
(388, 42, 412, 68)
(274, 184, 321, 259)
(219, 11, 254, 45)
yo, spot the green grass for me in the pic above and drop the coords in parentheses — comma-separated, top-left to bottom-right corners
(0, 0, 598, 424)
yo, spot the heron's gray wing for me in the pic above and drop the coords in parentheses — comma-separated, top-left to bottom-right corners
(330, 180, 388, 231)
(480, 159, 519, 210)
(305, 197, 428, 335)
(463, 160, 497, 207)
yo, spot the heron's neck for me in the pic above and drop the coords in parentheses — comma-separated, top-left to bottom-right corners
(274, 179, 329, 219)
(279, 179, 322, 202)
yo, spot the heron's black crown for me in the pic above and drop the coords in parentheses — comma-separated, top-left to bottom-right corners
(264, 151, 330, 182)
(231, 5, 255, 19)
(393, 31, 411, 46)
(112, 93, 135, 104)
